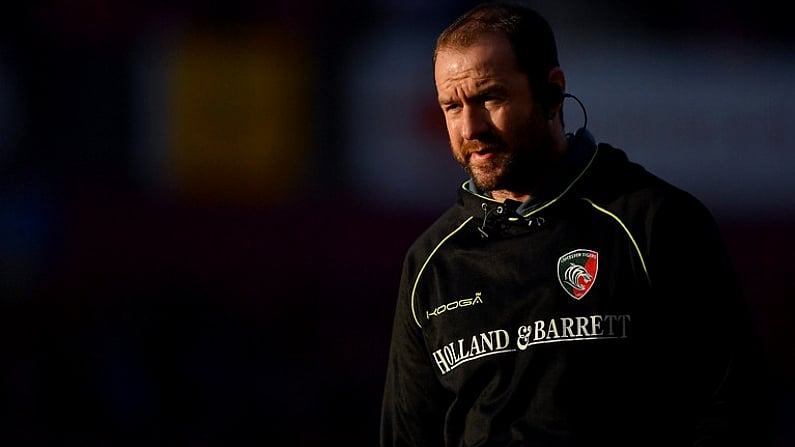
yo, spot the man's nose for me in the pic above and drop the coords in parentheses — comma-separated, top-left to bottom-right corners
(460, 106, 489, 140)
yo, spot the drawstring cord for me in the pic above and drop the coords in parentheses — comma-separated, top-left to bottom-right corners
(527, 216, 545, 228)
(478, 203, 504, 238)
(478, 202, 546, 238)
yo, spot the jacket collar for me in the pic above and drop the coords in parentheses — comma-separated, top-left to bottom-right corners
(460, 127, 598, 218)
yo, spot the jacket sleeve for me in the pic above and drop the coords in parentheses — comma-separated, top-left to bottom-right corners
(646, 190, 772, 446)
(380, 254, 451, 447)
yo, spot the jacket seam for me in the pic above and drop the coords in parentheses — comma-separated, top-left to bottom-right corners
(581, 197, 651, 285)
(411, 216, 475, 328)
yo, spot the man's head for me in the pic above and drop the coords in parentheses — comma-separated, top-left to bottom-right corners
(433, 1, 568, 200)
(434, 2, 562, 110)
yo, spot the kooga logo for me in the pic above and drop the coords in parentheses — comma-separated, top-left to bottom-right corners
(426, 292, 483, 320)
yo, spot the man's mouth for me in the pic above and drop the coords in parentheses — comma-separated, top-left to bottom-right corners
(467, 146, 498, 163)
(469, 150, 495, 162)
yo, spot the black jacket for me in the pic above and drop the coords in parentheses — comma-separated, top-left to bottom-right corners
(380, 129, 769, 447)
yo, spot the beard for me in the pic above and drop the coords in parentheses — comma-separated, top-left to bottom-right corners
(461, 150, 513, 192)
(457, 124, 554, 195)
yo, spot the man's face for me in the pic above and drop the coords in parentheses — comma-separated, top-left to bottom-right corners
(434, 33, 552, 194)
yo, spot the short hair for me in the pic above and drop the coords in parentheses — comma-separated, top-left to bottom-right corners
(434, 2, 560, 94)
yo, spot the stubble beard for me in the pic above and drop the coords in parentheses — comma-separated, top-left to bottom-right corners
(458, 132, 552, 196)
(461, 151, 512, 193)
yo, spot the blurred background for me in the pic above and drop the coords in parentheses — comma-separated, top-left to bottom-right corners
(0, 0, 792, 445)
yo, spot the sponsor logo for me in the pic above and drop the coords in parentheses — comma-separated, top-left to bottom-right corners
(426, 292, 483, 320)
(431, 313, 631, 375)
(432, 329, 512, 374)
(557, 249, 598, 300)
(516, 314, 630, 350)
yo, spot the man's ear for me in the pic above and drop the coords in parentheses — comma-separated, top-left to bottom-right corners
(544, 66, 566, 115)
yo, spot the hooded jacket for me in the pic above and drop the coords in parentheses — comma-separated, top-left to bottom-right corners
(380, 129, 769, 447)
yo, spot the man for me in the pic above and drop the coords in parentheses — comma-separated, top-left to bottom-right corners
(379, 2, 770, 446)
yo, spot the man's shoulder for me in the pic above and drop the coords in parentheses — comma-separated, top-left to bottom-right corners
(405, 203, 469, 255)
(586, 143, 716, 225)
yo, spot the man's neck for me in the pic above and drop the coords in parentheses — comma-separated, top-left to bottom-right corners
(489, 189, 531, 204)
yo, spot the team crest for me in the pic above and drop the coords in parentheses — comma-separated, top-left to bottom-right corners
(557, 249, 598, 300)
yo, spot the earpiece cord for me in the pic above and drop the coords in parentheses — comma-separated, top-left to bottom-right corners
(564, 93, 588, 130)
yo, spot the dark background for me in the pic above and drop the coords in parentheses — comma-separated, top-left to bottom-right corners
(1, 1, 793, 446)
